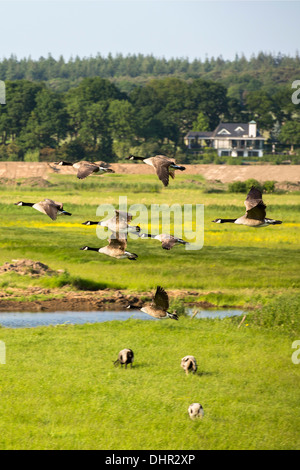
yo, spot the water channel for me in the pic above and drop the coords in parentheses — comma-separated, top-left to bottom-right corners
(0, 308, 244, 328)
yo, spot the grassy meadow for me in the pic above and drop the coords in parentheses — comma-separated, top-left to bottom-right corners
(0, 172, 299, 305)
(0, 171, 299, 450)
(0, 316, 299, 450)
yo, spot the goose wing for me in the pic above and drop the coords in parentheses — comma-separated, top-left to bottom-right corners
(154, 155, 175, 162)
(44, 199, 64, 210)
(76, 162, 98, 179)
(153, 286, 169, 310)
(107, 212, 131, 232)
(115, 210, 133, 222)
(158, 234, 177, 250)
(244, 187, 266, 220)
(169, 168, 175, 179)
(244, 187, 265, 211)
(246, 203, 266, 220)
(108, 233, 127, 252)
(37, 199, 59, 220)
(161, 237, 177, 250)
(151, 159, 171, 187)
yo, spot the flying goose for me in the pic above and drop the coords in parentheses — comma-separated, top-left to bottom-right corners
(113, 349, 134, 369)
(188, 403, 204, 420)
(55, 160, 115, 179)
(212, 187, 282, 227)
(82, 210, 140, 234)
(14, 199, 72, 220)
(125, 154, 185, 187)
(139, 233, 189, 250)
(181, 356, 198, 375)
(80, 233, 138, 260)
(127, 286, 178, 320)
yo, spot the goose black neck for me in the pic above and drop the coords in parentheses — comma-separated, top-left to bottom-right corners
(87, 247, 100, 251)
(22, 202, 34, 207)
(130, 156, 145, 161)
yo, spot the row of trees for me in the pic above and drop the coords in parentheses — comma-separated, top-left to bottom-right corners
(0, 76, 299, 162)
(1, 52, 300, 96)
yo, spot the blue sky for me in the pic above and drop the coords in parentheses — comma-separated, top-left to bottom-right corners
(0, 1, 299, 61)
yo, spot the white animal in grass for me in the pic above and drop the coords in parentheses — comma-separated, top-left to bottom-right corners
(188, 403, 204, 420)
(181, 355, 197, 375)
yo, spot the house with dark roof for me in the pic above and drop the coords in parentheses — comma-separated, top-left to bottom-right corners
(184, 121, 265, 157)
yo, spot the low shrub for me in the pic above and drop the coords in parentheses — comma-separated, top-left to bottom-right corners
(228, 179, 263, 193)
(263, 181, 276, 193)
(228, 181, 247, 193)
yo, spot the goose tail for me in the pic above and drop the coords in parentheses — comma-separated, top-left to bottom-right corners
(167, 311, 179, 321)
(266, 219, 282, 225)
(127, 252, 138, 260)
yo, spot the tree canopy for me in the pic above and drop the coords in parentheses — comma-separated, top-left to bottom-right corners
(0, 56, 299, 162)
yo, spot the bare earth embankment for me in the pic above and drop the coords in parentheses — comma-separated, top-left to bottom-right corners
(0, 161, 300, 182)
(0, 259, 212, 311)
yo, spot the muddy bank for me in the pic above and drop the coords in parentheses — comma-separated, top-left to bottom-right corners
(0, 260, 223, 312)
(0, 287, 220, 312)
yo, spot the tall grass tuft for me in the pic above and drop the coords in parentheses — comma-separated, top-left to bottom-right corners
(245, 294, 300, 336)
(169, 298, 187, 317)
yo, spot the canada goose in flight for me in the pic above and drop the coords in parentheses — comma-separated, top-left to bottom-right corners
(139, 233, 189, 250)
(188, 403, 204, 420)
(113, 349, 134, 369)
(82, 210, 140, 234)
(212, 187, 282, 227)
(125, 154, 185, 187)
(181, 356, 198, 375)
(127, 286, 178, 320)
(14, 199, 72, 220)
(55, 160, 115, 179)
(80, 233, 138, 260)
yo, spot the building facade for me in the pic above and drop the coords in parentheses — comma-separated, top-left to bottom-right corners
(184, 121, 265, 157)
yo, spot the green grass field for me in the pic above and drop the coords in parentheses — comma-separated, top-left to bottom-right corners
(0, 173, 299, 305)
(0, 317, 299, 450)
(0, 172, 299, 450)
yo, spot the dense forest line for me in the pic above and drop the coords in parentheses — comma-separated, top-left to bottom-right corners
(1, 52, 300, 95)
(0, 53, 300, 164)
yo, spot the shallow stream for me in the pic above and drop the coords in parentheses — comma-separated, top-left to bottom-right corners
(0, 308, 244, 328)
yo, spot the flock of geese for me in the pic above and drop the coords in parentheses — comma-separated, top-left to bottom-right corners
(14, 155, 283, 420)
(14, 157, 282, 261)
(113, 345, 203, 419)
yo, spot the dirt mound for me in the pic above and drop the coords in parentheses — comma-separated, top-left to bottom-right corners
(20, 177, 53, 188)
(275, 181, 300, 192)
(0, 177, 53, 188)
(0, 259, 56, 277)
